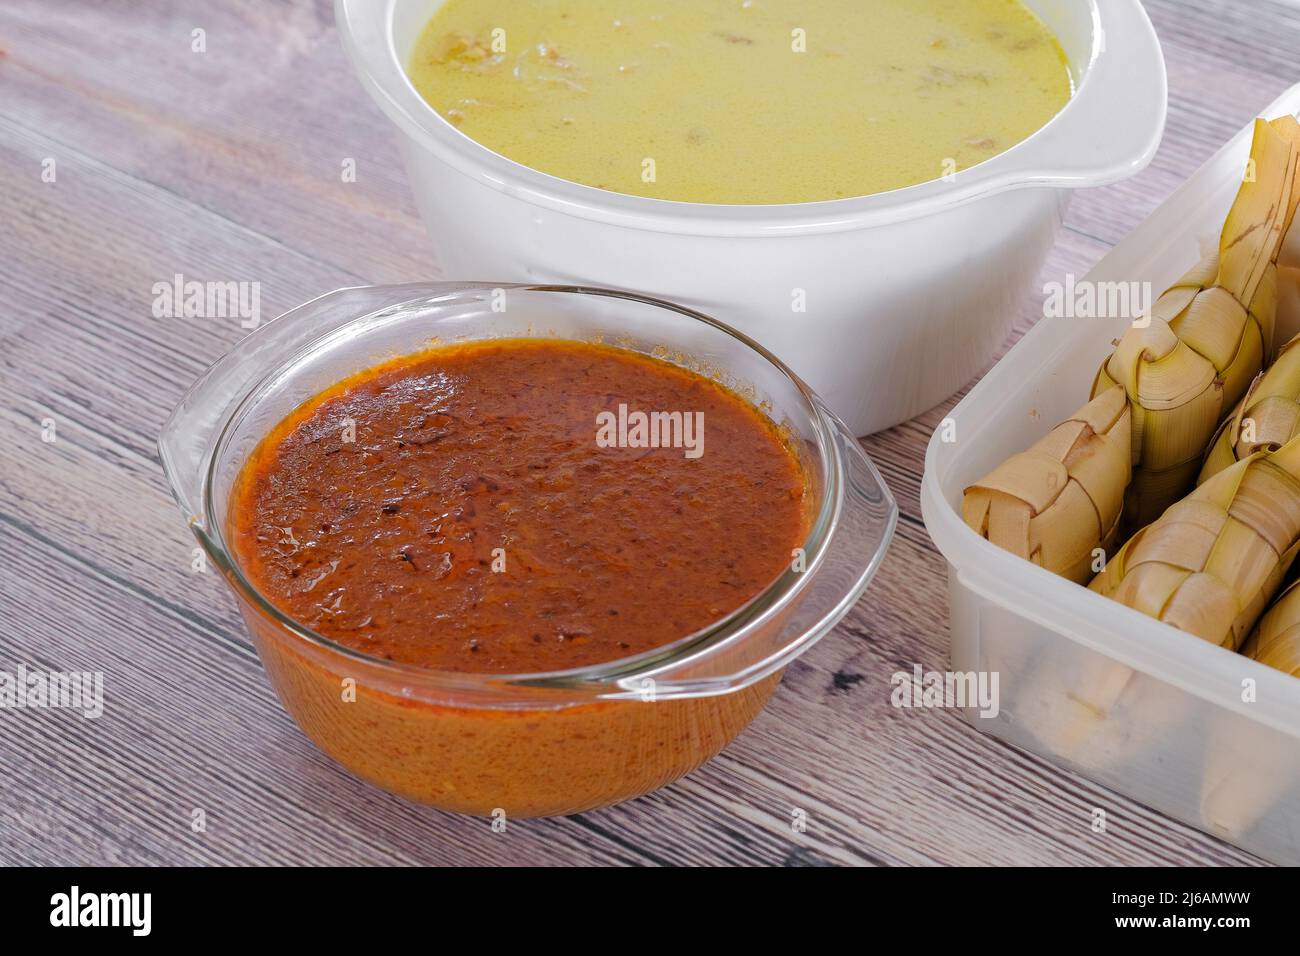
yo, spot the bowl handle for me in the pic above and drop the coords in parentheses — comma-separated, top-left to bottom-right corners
(996, 0, 1168, 190)
(157, 282, 492, 534)
(600, 406, 899, 702)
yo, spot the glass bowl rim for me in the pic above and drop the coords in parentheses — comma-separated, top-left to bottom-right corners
(200, 284, 849, 693)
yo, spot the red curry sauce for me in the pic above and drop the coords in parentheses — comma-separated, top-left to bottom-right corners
(230, 339, 809, 673)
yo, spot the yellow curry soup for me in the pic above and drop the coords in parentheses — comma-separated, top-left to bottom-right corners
(408, 0, 1072, 204)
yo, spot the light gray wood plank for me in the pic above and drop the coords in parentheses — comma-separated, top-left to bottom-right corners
(0, 0, 1293, 866)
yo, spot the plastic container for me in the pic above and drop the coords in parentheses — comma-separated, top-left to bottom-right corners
(160, 283, 896, 816)
(922, 86, 1300, 864)
(335, 0, 1167, 435)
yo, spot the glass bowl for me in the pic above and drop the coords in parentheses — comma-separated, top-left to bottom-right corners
(159, 283, 896, 816)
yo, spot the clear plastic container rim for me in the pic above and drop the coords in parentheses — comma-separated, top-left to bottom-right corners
(920, 84, 1300, 737)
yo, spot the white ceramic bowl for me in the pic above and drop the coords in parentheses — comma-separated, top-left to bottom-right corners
(337, 0, 1167, 434)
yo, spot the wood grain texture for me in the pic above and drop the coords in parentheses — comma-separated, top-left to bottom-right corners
(0, 0, 1294, 866)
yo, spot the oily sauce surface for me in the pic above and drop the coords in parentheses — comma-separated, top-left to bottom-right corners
(230, 340, 809, 673)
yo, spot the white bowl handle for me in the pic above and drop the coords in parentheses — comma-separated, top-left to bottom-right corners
(993, 0, 1169, 190)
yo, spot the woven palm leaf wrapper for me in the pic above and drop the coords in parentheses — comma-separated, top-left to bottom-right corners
(962, 386, 1130, 584)
(1093, 435, 1300, 648)
(1200, 581, 1300, 841)
(1094, 116, 1300, 533)
(1277, 175, 1300, 341)
(1242, 579, 1300, 675)
(963, 118, 1300, 585)
(1200, 332, 1300, 482)
(1026, 434, 1300, 766)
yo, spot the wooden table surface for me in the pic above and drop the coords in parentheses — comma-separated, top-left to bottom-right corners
(2, 0, 1296, 867)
